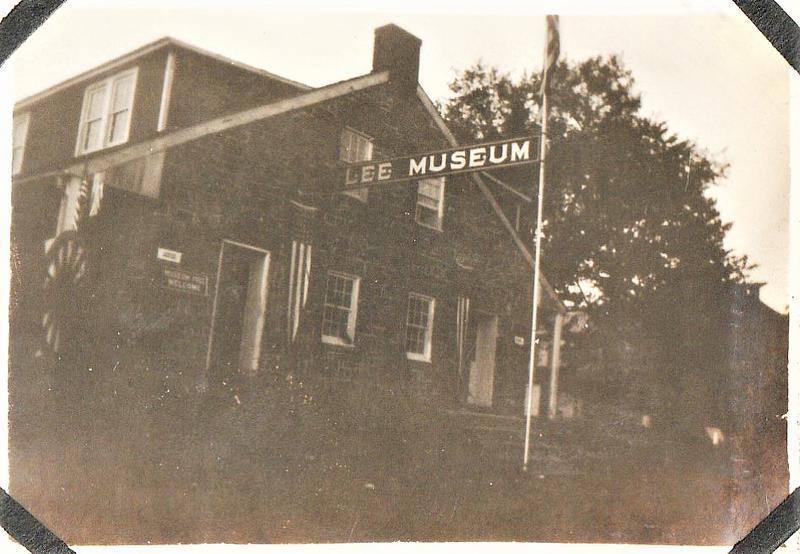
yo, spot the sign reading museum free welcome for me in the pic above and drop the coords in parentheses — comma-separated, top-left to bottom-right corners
(341, 136, 539, 191)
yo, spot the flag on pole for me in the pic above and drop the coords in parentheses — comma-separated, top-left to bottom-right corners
(540, 15, 560, 96)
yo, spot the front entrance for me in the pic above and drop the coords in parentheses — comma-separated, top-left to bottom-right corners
(207, 241, 270, 380)
(467, 313, 499, 408)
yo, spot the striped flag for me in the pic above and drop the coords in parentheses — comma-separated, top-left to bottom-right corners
(540, 15, 560, 96)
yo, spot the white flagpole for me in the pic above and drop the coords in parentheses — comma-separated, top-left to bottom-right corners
(523, 20, 552, 472)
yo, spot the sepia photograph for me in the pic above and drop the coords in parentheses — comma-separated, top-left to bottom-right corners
(3, 0, 794, 548)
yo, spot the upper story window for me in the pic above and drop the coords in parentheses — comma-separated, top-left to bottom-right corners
(12, 112, 30, 175)
(415, 177, 445, 231)
(339, 128, 373, 203)
(405, 293, 435, 362)
(322, 271, 360, 346)
(76, 68, 138, 155)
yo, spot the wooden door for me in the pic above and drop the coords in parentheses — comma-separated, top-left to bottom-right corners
(238, 254, 269, 373)
(468, 314, 499, 407)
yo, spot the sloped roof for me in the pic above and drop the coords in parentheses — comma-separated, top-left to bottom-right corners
(14, 37, 563, 312)
(14, 70, 390, 183)
(15, 36, 310, 111)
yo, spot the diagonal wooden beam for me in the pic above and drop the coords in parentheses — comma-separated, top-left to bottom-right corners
(473, 174, 564, 312)
(14, 71, 391, 185)
(481, 171, 532, 203)
(415, 85, 564, 312)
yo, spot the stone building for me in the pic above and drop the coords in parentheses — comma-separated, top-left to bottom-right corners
(11, 24, 571, 418)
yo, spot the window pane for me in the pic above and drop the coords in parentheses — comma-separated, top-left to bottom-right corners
(358, 138, 373, 162)
(341, 130, 372, 202)
(326, 274, 352, 308)
(12, 118, 27, 145)
(416, 178, 444, 229)
(322, 273, 358, 343)
(340, 129, 372, 163)
(322, 306, 350, 340)
(417, 196, 439, 209)
(416, 205, 441, 229)
(78, 71, 136, 153)
(405, 295, 433, 356)
(111, 75, 134, 111)
(87, 88, 107, 119)
(84, 119, 103, 151)
(418, 178, 442, 200)
(12, 147, 22, 174)
(108, 110, 130, 144)
(406, 326, 425, 354)
(12, 114, 29, 174)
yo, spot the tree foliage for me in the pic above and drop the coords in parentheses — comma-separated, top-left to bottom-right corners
(440, 57, 753, 424)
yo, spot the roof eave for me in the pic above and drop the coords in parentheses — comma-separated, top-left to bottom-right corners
(14, 36, 312, 112)
(10, 70, 391, 183)
(15, 37, 174, 111)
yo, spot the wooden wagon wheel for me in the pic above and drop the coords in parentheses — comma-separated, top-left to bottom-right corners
(41, 230, 89, 354)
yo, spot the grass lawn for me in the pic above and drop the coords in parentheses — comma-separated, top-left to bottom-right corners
(9, 363, 750, 546)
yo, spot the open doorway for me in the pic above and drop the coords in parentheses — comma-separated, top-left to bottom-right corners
(206, 240, 270, 380)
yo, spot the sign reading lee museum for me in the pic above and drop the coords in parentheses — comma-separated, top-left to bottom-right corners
(342, 136, 539, 191)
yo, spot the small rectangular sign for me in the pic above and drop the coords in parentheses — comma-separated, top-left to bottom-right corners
(341, 135, 539, 191)
(161, 267, 208, 296)
(157, 247, 182, 264)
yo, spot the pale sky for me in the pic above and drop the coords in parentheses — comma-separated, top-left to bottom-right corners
(5, 0, 792, 311)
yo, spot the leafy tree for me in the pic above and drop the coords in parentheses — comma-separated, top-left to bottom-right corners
(440, 58, 752, 427)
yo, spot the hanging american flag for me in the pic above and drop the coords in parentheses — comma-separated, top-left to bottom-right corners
(540, 15, 560, 96)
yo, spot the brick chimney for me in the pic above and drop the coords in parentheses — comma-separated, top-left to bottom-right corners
(372, 24, 421, 94)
